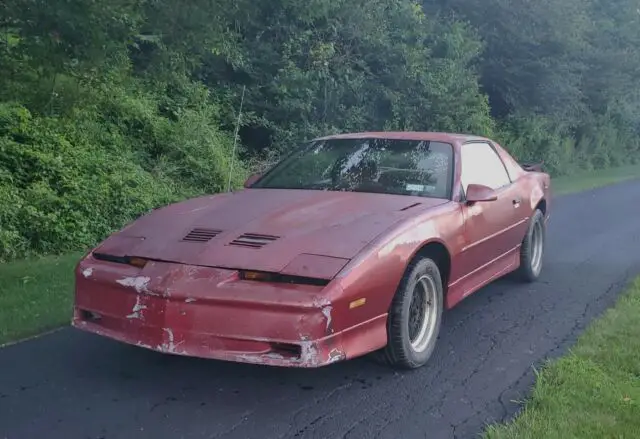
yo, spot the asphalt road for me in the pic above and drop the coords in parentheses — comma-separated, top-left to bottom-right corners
(2, 179, 640, 439)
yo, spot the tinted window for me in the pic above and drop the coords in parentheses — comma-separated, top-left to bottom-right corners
(460, 142, 511, 191)
(253, 138, 454, 199)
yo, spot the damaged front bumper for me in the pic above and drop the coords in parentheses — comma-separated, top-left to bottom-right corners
(72, 256, 349, 368)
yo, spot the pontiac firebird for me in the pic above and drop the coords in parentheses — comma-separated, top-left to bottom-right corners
(72, 132, 551, 369)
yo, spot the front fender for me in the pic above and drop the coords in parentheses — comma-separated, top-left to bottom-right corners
(333, 202, 462, 315)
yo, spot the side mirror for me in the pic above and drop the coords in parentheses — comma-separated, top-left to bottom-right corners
(244, 173, 261, 188)
(465, 184, 498, 203)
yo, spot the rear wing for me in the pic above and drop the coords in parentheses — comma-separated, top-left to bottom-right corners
(520, 161, 544, 172)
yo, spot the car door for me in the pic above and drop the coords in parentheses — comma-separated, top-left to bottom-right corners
(456, 141, 526, 292)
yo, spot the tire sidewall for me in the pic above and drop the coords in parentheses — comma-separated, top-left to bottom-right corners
(396, 258, 444, 367)
(521, 209, 546, 280)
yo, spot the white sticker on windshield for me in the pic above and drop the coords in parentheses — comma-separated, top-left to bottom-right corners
(406, 184, 425, 192)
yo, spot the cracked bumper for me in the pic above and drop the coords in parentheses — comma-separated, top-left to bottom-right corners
(72, 315, 346, 368)
(72, 258, 350, 368)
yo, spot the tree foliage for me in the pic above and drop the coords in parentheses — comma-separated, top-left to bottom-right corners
(140, 0, 493, 153)
(428, 0, 640, 168)
(1, 0, 639, 260)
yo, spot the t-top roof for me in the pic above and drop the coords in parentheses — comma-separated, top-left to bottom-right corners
(315, 131, 489, 144)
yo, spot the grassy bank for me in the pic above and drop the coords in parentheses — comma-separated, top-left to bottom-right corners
(0, 253, 81, 345)
(485, 277, 640, 439)
(0, 164, 639, 346)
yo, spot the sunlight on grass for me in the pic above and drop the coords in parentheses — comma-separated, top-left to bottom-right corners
(484, 278, 640, 439)
(552, 164, 640, 195)
(0, 252, 82, 345)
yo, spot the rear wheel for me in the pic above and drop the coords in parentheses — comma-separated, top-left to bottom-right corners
(377, 257, 443, 369)
(516, 209, 545, 282)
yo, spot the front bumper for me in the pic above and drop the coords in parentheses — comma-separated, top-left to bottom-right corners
(72, 257, 353, 367)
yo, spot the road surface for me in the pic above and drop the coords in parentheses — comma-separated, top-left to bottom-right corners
(2, 179, 640, 439)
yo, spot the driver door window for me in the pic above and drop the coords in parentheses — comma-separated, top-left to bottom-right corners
(455, 141, 522, 288)
(460, 142, 511, 193)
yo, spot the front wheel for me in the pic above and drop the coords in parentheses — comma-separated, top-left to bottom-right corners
(377, 257, 444, 369)
(516, 209, 546, 282)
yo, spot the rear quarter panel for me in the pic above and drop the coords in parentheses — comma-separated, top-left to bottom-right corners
(516, 170, 551, 218)
(493, 140, 551, 217)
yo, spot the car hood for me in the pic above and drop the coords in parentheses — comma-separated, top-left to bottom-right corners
(94, 189, 448, 274)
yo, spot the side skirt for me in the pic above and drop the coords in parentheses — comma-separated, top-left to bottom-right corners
(445, 246, 520, 309)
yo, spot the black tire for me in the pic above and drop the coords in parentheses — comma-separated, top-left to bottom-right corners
(516, 209, 546, 282)
(375, 257, 444, 369)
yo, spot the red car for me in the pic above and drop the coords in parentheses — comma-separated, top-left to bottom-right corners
(72, 132, 550, 369)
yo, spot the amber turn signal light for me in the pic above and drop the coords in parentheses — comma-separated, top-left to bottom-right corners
(349, 298, 367, 309)
(238, 270, 330, 286)
(128, 257, 148, 268)
(241, 270, 273, 281)
(93, 253, 148, 268)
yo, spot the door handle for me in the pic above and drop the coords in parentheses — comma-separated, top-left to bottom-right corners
(512, 197, 521, 207)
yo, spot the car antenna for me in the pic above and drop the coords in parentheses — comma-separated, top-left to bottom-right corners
(227, 85, 246, 192)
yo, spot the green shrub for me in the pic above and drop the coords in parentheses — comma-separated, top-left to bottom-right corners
(0, 86, 245, 261)
(496, 115, 574, 176)
(497, 113, 639, 177)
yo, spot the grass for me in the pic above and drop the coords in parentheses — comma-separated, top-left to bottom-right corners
(0, 164, 638, 346)
(484, 277, 640, 439)
(0, 252, 82, 345)
(552, 163, 640, 195)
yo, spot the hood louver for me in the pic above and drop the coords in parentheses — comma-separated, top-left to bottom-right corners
(229, 233, 280, 249)
(182, 228, 223, 243)
(400, 202, 422, 211)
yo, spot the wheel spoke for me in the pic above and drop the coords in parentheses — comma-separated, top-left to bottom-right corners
(408, 275, 439, 353)
(530, 220, 544, 275)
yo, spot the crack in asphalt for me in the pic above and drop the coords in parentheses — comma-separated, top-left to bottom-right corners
(1, 180, 640, 439)
(210, 410, 256, 439)
(276, 382, 355, 439)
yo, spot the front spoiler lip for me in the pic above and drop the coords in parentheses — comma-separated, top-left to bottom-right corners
(71, 317, 347, 368)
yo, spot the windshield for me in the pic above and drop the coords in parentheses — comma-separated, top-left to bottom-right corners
(252, 138, 454, 199)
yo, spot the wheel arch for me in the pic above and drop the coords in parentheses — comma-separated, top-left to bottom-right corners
(407, 239, 452, 295)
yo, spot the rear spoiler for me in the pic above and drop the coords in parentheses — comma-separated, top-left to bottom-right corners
(521, 161, 544, 172)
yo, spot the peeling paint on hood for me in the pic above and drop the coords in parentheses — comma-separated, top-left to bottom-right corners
(94, 189, 448, 273)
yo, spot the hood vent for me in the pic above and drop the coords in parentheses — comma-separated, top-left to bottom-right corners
(400, 202, 422, 211)
(229, 233, 280, 249)
(182, 228, 223, 243)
